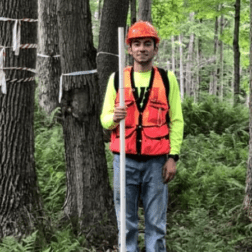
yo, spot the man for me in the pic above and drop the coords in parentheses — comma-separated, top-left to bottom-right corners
(100, 21, 184, 252)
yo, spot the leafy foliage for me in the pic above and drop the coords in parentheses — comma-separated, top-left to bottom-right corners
(182, 95, 249, 138)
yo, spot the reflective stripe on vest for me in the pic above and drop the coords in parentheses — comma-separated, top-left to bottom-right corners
(110, 66, 170, 155)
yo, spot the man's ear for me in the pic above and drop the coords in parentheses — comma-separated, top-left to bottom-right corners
(154, 44, 159, 55)
(128, 46, 133, 55)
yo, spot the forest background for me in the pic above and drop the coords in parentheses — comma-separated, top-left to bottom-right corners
(0, 0, 252, 251)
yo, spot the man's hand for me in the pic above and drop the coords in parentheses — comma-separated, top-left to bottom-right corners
(162, 158, 177, 184)
(113, 106, 127, 123)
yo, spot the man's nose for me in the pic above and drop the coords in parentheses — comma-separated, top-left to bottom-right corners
(139, 44, 146, 51)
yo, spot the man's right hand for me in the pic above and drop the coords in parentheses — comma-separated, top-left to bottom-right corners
(113, 106, 127, 123)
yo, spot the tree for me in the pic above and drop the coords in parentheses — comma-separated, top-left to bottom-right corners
(97, 0, 129, 142)
(0, 0, 45, 239)
(185, 12, 195, 97)
(243, 0, 252, 221)
(179, 34, 184, 100)
(220, 13, 224, 101)
(37, 0, 61, 114)
(213, 14, 220, 96)
(97, 0, 129, 101)
(56, 0, 115, 239)
(138, 0, 152, 21)
(233, 0, 241, 104)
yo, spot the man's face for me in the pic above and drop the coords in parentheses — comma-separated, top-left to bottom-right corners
(128, 37, 158, 66)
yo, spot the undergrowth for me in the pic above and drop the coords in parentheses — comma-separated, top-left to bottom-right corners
(0, 95, 251, 252)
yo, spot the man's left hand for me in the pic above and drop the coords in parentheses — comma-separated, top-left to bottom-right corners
(162, 158, 177, 184)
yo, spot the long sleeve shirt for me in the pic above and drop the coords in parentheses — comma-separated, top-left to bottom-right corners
(100, 69, 184, 155)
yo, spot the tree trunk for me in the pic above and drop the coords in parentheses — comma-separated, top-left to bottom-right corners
(220, 14, 224, 101)
(171, 35, 176, 73)
(243, 0, 252, 221)
(131, 0, 136, 24)
(0, 0, 45, 239)
(138, 0, 152, 22)
(97, 0, 129, 101)
(56, 0, 116, 240)
(179, 34, 184, 100)
(37, 0, 61, 115)
(186, 12, 194, 97)
(97, 0, 129, 142)
(233, 0, 240, 104)
(128, 0, 136, 66)
(213, 15, 219, 96)
(195, 37, 200, 103)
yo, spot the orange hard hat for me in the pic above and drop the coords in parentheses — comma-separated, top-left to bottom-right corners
(126, 20, 160, 45)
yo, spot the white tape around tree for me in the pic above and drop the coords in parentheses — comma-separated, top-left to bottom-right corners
(96, 51, 118, 57)
(37, 53, 60, 58)
(0, 48, 6, 94)
(12, 20, 21, 56)
(0, 67, 36, 73)
(0, 44, 37, 50)
(0, 17, 38, 56)
(58, 69, 97, 103)
(0, 17, 38, 22)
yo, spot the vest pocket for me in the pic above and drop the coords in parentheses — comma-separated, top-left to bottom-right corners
(147, 101, 168, 126)
(142, 125, 170, 155)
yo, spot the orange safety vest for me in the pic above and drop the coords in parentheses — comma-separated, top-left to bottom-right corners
(110, 66, 170, 155)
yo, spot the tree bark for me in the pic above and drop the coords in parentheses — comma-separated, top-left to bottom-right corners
(179, 34, 184, 101)
(138, 0, 152, 22)
(243, 0, 252, 221)
(213, 15, 219, 96)
(220, 14, 224, 101)
(56, 0, 116, 239)
(131, 0, 136, 24)
(97, 0, 129, 142)
(233, 0, 240, 104)
(186, 12, 194, 97)
(128, 0, 136, 66)
(0, 0, 45, 239)
(97, 0, 129, 101)
(37, 0, 61, 115)
(195, 37, 200, 103)
(171, 35, 176, 73)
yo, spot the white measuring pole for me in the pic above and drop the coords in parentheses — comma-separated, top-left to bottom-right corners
(118, 27, 126, 252)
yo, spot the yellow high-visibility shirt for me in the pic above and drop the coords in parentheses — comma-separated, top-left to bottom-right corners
(100, 69, 184, 155)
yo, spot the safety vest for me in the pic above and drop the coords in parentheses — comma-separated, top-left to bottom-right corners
(110, 66, 170, 155)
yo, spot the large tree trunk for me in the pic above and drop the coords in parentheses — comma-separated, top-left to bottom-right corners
(56, 0, 115, 240)
(233, 0, 240, 104)
(97, 0, 129, 101)
(37, 0, 61, 115)
(243, 0, 252, 221)
(138, 0, 152, 22)
(0, 0, 45, 239)
(97, 0, 129, 143)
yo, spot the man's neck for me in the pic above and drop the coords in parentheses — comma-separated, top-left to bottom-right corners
(133, 61, 153, 72)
